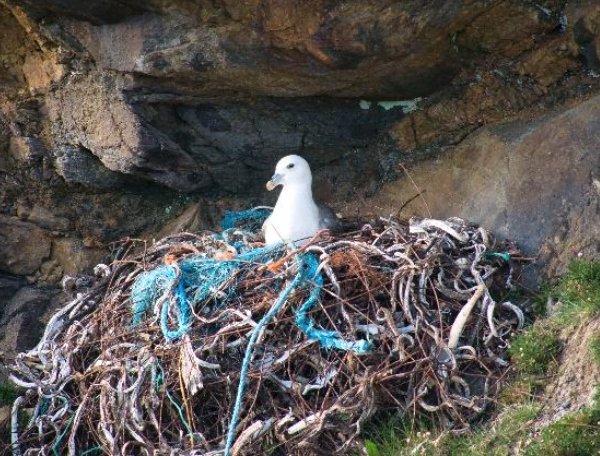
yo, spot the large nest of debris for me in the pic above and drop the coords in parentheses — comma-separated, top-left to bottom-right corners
(8, 212, 525, 455)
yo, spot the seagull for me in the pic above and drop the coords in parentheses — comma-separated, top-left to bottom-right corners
(263, 155, 340, 246)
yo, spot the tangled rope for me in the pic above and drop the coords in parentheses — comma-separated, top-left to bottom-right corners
(6, 213, 525, 455)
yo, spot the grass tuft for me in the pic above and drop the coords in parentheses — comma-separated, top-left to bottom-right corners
(508, 325, 561, 375)
(362, 415, 444, 456)
(447, 404, 540, 456)
(590, 333, 600, 367)
(0, 383, 20, 407)
(556, 260, 600, 323)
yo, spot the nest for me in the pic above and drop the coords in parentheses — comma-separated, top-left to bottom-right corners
(8, 215, 526, 455)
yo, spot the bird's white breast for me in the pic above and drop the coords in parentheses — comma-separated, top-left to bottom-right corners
(264, 188, 320, 246)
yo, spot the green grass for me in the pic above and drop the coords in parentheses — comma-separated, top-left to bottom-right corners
(361, 394, 600, 456)
(507, 260, 600, 379)
(508, 325, 561, 375)
(554, 260, 600, 323)
(591, 333, 600, 366)
(496, 375, 542, 407)
(446, 404, 540, 456)
(361, 405, 541, 456)
(362, 415, 442, 456)
(515, 260, 600, 455)
(531, 282, 556, 316)
(0, 383, 20, 407)
(516, 259, 600, 380)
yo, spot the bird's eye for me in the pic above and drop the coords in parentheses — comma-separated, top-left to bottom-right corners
(287, 163, 295, 169)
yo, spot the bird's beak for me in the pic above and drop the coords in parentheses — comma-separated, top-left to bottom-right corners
(266, 173, 283, 191)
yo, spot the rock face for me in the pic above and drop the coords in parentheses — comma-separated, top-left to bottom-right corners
(3, 0, 592, 193)
(344, 94, 600, 281)
(0, 286, 55, 359)
(0, 216, 51, 275)
(41, 0, 555, 98)
(1, 0, 600, 357)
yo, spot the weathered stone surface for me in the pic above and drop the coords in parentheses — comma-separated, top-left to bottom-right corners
(37, 259, 63, 284)
(0, 0, 581, 193)
(40, 69, 403, 191)
(570, 2, 600, 70)
(54, 146, 131, 189)
(0, 216, 51, 275)
(51, 238, 106, 276)
(536, 318, 600, 426)
(344, 93, 600, 281)
(45, 78, 211, 192)
(390, 32, 585, 153)
(21, 53, 65, 93)
(131, 97, 401, 193)
(154, 202, 209, 239)
(10, 0, 145, 25)
(0, 272, 24, 305)
(0, 287, 55, 361)
(8, 136, 46, 163)
(52, 0, 556, 98)
(22, 205, 72, 231)
(0, 0, 600, 292)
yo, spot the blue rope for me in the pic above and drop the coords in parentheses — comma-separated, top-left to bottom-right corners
(131, 245, 281, 341)
(223, 257, 304, 456)
(130, 209, 373, 454)
(51, 416, 73, 456)
(223, 253, 371, 455)
(220, 208, 271, 231)
(156, 363, 195, 438)
(131, 265, 175, 326)
(294, 254, 371, 353)
(159, 267, 191, 340)
(132, 209, 374, 346)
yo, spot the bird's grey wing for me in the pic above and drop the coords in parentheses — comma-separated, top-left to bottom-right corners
(317, 204, 342, 232)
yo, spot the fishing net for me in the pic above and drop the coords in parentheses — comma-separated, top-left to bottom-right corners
(6, 211, 526, 455)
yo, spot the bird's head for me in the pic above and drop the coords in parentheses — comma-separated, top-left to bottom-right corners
(266, 155, 312, 191)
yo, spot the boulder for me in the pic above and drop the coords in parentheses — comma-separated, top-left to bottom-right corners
(45, 76, 402, 193)
(8, 136, 46, 163)
(53, 146, 131, 189)
(0, 273, 24, 305)
(154, 202, 209, 239)
(12, 0, 145, 25)
(0, 216, 51, 275)
(23, 205, 72, 231)
(345, 94, 600, 281)
(21, 53, 65, 93)
(49, 0, 555, 98)
(0, 287, 55, 362)
(51, 238, 107, 276)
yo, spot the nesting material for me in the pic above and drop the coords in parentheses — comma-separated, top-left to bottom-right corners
(8, 215, 525, 455)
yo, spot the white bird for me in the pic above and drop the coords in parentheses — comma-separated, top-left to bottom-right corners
(263, 155, 340, 246)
